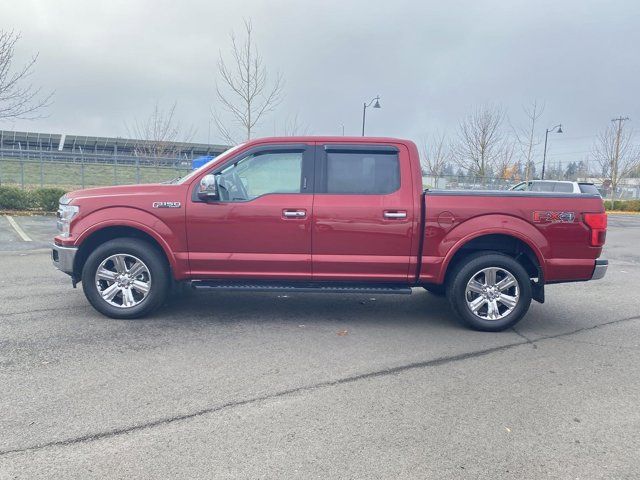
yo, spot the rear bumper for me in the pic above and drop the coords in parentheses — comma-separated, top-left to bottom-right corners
(51, 244, 77, 276)
(591, 259, 608, 280)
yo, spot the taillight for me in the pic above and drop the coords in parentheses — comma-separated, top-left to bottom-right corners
(583, 212, 607, 247)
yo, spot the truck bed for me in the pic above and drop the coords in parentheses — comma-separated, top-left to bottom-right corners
(420, 190, 605, 284)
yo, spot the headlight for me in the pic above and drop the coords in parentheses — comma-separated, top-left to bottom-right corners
(56, 204, 79, 237)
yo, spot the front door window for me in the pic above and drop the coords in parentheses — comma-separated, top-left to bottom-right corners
(217, 151, 303, 201)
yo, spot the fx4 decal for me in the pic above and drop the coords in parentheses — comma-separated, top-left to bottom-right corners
(152, 201, 181, 209)
(532, 211, 575, 223)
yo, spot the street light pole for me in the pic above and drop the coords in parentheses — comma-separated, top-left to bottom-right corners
(361, 96, 381, 136)
(541, 124, 562, 180)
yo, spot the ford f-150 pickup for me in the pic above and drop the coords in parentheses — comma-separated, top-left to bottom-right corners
(52, 136, 608, 331)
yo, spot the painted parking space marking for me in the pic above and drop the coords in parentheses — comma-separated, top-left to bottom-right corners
(4, 215, 32, 242)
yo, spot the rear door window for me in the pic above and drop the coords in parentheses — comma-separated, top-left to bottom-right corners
(324, 151, 400, 194)
(529, 182, 556, 192)
(553, 183, 574, 193)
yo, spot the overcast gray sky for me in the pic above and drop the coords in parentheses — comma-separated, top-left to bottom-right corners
(2, 0, 639, 168)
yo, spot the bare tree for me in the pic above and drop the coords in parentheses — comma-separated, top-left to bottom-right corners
(513, 100, 544, 181)
(592, 117, 639, 201)
(0, 29, 53, 121)
(421, 132, 451, 187)
(281, 112, 310, 136)
(213, 19, 284, 143)
(494, 140, 518, 180)
(453, 105, 506, 177)
(126, 101, 195, 161)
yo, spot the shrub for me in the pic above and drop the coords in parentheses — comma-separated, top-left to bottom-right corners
(0, 186, 33, 210)
(0, 186, 67, 211)
(604, 199, 640, 212)
(32, 188, 68, 211)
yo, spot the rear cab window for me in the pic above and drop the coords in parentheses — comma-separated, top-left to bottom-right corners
(579, 183, 600, 195)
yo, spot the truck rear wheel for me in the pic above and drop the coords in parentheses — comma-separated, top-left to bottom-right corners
(81, 238, 170, 319)
(446, 252, 532, 332)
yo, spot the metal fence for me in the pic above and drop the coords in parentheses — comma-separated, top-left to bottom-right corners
(0, 148, 192, 189)
(423, 175, 515, 191)
(423, 175, 640, 198)
(2, 147, 639, 199)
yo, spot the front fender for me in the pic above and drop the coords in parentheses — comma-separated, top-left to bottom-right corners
(70, 207, 186, 278)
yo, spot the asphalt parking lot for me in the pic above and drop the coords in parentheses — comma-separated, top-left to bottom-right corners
(1, 214, 639, 479)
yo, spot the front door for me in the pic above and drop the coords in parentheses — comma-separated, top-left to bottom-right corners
(186, 144, 314, 279)
(311, 143, 416, 282)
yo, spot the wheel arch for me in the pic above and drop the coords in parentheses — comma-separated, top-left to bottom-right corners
(73, 224, 174, 281)
(441, 232, 544, 286)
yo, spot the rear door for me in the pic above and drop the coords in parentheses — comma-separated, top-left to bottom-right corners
(311, 143, 416, 282)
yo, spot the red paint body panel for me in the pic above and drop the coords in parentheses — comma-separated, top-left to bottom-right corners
(54, 184, 191, 279)
(186, 193, 313, 279)
(56, 136, 606, 287)
(311, 141, 419, 282)
(420, 194, 604, 284)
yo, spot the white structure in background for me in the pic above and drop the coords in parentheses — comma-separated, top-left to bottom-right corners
(579, 177, 640, 199)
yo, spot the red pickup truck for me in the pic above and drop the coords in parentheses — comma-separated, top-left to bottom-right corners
(52, 136, 608, 331)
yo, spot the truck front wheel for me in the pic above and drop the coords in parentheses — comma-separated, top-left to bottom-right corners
(81, 238, 170, 319)
(446, 252, 532, 332)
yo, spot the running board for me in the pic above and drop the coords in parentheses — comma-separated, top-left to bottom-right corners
(191, 280, 412, 295)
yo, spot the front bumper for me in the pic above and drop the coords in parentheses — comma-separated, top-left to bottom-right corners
(52, 244, 78, 276)
(591, 259, 608, 280)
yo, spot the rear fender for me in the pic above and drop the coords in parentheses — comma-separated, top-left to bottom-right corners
(437, 214, 547, 284)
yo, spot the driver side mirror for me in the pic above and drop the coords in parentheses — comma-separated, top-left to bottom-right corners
(198, 174, 218, 201)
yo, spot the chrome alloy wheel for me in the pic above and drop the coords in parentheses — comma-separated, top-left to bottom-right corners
(94, 254, 151, 308)
(465, 267, 520, 321)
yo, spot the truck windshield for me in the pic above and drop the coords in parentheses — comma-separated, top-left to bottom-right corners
(510, 182, 529, 191)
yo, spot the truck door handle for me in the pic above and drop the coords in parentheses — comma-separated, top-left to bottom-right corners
(283, 209, 307, 218)
(384, 211, 407, 219)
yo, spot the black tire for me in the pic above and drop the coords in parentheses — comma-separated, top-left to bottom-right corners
(82, 238, 170, 319)
(422, 284, 446, 296)
(446, 252, 532, 332)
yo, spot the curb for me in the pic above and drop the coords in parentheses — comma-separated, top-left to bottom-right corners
(0, 210, 56, 216)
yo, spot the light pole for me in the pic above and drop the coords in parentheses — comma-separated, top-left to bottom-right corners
(361, 96, 381, 136)
(541, 124, 562, 180)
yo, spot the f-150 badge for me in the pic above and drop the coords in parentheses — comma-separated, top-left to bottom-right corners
(152, 201, 181, 208)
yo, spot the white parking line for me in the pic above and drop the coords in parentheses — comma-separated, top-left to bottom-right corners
(5, 215, 32, 242)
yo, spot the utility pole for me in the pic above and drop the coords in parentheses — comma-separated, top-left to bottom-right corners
(611, 116, 629, 202)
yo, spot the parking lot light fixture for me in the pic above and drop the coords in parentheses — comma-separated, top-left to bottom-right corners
(542, 124, 563, 180)
(362, 96, 381, 136)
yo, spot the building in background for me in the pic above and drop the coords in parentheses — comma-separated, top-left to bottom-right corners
(0, 130, 228, 165)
